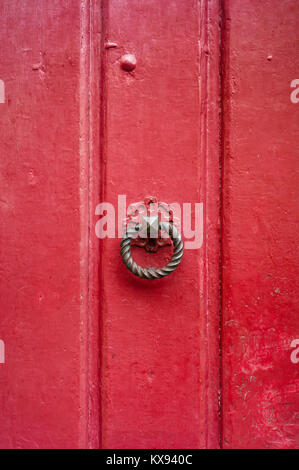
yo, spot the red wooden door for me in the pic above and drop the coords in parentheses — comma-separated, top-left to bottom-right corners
(0, 0, 298, 449)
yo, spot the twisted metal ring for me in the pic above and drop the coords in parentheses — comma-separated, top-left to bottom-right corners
(120, 222, 184, 279)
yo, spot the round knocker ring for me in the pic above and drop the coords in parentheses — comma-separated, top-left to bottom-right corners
(120, 221, 184, 280)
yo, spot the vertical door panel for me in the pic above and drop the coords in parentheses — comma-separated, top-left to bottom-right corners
(221, 0, 299, 448)
(100, 0, 221, 448)
(0, 0, 100, 448)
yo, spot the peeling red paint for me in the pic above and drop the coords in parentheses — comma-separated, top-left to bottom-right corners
(221, 0, 299, 449)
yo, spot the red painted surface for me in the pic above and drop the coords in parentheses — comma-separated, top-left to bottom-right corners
(0, 0, 101, 448)
(221, 0, 299, 449)
(99, 0, 220, 449)
(0, 0, 298, 450)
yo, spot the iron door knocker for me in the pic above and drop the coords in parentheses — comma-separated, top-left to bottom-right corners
(120, 216, 184, 280)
